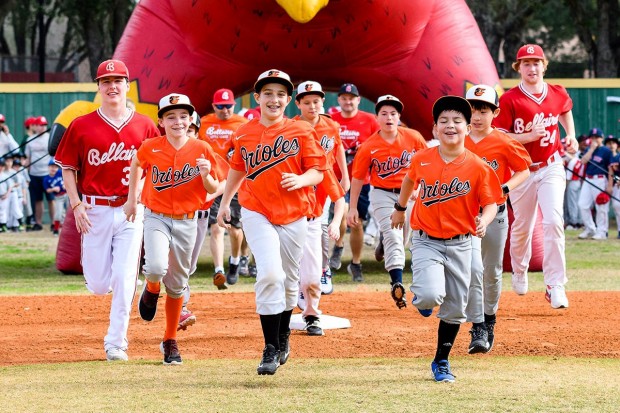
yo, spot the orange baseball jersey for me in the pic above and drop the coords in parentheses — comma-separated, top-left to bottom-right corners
(407, 147, 503, 238)
(55, 109, 159, 196)
(464, 129, 532, 203)
(229, 118, 328, 225)
(293, 114, 342, 167)
(198, 113, 248, 160)
(137, 136, 218, 215)
(352, 126, 427, 189)
(198, 152, 229, 210)
(311, 168, 346, 218)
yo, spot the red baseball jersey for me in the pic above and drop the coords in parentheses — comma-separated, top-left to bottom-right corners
(352, 126, 427, 189)
(407, 147, 503, 238)
(229, 118, 328, 225)
(331, 110, 380, 182)
(293, 114, 342, 167)
(55, 109, 159, 196)
(137, 136, 218, 215)
(464, 129, 532, 203)
(493, 82, 573, 163)
(198, 113, 248, 160)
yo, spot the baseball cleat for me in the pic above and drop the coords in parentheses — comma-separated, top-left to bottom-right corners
(279, 331, 291, 364)
(162, 339, 183, 365)
(511, 272, 528, 295)
(347, 262, 363, 282)
(304, 316, 324, 336)
(257, 344, 280, 375)
(238, 256, 250, 277)
(468, 324, 489, 354)
(106, 347, 128, 362)
(320, 268, 333, 295)
(390, 282, 407, 309)
(226, 256, 240, 285)
(177, 308, 197, 331)
(329, 245, 344, 270)
(431, 360, 455, 383)
(138, 284, 160, 321)
(546, 285, 569, 309)
(213, 271, 228, 290)
(374, 233, 385, 262)
(485, 320, 496, 353)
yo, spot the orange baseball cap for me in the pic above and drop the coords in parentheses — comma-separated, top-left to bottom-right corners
(213, 88, 235, 105)
(516, 44, 545, 60)
(95, 59, 129, 80)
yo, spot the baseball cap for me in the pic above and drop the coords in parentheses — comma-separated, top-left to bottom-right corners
(157, 93, 195, 118)
(432, 95, 472, 124)
(0, 158, 6, 165)
(189, 111, 201, 130)
(375, 95, 403, 114)
(241, 108, 261, 120)
(49, 158, 57, 166)
(338, 83, 359, 97)
(604, 135, 618, 145)
(0, 114, 5, 122)
(516, 44, 545, 60)
(465, 84, 499, 109)
(254, 69, 294, 95)
(35, 116, 48, 126)
(24, 116, 36, 128)
(213, 88, 235, 105)
(589, 128, 605, 138)
(296, 81, 325, 101)
(95, 59, 129, 81)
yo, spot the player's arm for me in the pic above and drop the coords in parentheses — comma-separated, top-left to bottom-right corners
(336, 144, 350, 192)
(329, 197, 346, 240)
(580, 138, 599, 164)
(281, 168, 324, 191)
(559, 110, 577, 153)
(63, 168, 93, 234)
(346, 177, 364, 228)
(123, 156, 143, 223)
(475, 203, 497, 238)
(217, 168, 246, 229)
(391, 174, 415, 229)
(503, 169, 530, 193)
(197, 155, 219, 193)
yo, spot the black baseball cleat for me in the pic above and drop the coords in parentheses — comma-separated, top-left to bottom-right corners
(485, 320, 496, 353)
(468, 324, 490, 354)
(162, 339, 183, 365)
(279, 331, 291, 364)
(390, 282, 407, 309)
(374, 233, 385, 262)
(257, 344, 280, 375)
(138, 284, 160, 321)
(226, 256, 239, 285)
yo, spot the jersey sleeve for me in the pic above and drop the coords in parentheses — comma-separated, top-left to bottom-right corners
(557, 85, 573, 114)
(54, 118, 83, 170)
(351, 142, 371, 180)
(493, 93, 515, 132)
(505, 137, 532, 172)
(477, 162, 504, 207)
(135, 140, 152, 170)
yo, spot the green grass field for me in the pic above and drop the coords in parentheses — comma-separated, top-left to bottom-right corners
(0, 229, 618, 412)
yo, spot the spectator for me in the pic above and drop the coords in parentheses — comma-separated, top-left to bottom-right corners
(43, 159, 67, 235)
(25, 116, 53, 231)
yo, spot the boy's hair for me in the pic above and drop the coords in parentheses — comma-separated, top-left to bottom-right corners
(469, 101, 497, 112)
(432, 96, 472, 124)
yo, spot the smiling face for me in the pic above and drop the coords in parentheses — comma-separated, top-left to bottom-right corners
(517, 58, 546, 86)
(295, 93, 324, 121)
(433, 110, 470, 149)
(97, 76, 129, 106)
(254, 83, 291, 124)
(212, 103, 234, 121)
(158, 108, 191, 139)
(376, 105, 400, 134)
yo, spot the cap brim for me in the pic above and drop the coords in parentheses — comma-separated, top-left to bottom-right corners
(433, 96, 472, 123)
(254, 78, 294, 95)
(94, 73, 129, 81)
(375, 101, 403, 114)
(296, 90, 325, 101)
(466, 98, 498, 109)
(158, 104, 196, 118)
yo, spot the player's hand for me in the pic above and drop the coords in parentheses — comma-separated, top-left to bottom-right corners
(339, 176, 351, 193)
(410, 188, 419, 202)
(390, 210, 406, 229)
(474, 215, 488, 238)
(327, 222, 340, 241)
(73, 202, 93, 234)
(589, 139, 600, 150)
(217, 205, 232, 229)
(197, 155, 212, 178)
(346, 209, 360, 228)
(530, 123, 546, 141)
(123, 201, 138, 223)
(565, 135, 578, 154)
(280, 172, 304, 191)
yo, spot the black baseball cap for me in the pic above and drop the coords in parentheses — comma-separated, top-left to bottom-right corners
(338, 83, 359, 97)
(432, 95, 472, 124)
(589, 128, 604, 138)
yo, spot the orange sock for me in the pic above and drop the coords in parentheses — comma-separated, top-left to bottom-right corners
(146, 280, 160, 294)
(163, 295, 184, 341)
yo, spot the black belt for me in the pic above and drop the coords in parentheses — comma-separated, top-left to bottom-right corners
(480, 204, 506, 214)
(418, 230, 470, 241)
(375, 187, 401, 194)
(197, 210, 209, 219)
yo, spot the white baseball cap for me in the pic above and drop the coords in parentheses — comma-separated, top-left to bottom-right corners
(254, 69, 294, 95)
(158, 93, 195, 118)
(375, 95, 403, 114)
(465, 84, 499, 109)
(295, 81, 325, 101)
(189, 111, 201, 130)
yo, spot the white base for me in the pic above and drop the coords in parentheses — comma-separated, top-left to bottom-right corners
(289, 313, 351, 330)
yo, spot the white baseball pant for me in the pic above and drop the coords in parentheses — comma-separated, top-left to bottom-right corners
(509, 161, 567, 286)
(142, 209, 197, 299)
(185, 209, 210, 305)
(299, 218, 323, 318)
(370, 188, 412, 271)
(241, 207, 307, 315)
(612, 185, 620, 234)
(564, 180, 582, 226)
(81, 199, 143, 352)
(578, 176, 609, 237)
(466, 206, 509, 322)
(409, 231, 472, 324)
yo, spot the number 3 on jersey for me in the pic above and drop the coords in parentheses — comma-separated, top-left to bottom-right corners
(540, 129, 556, 147)
(122, 166, 130, 186)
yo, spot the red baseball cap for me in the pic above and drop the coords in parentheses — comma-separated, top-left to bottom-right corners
(516, 44, 545, 60)
(35, 116, 48, 126)
(95, 59, 129, 81)
(0, 114, 5, 122)
(24, 116, 35, 128)
(242, 108, 260, 120)
(213, 89, 235, 105)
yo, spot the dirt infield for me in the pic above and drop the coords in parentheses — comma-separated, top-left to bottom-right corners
(2, 289, 618, 366)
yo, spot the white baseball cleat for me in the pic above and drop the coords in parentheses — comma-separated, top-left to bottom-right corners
(511, 272, 528, 295)
(592, 233, 607, 240)
(578, 229, 595, 239)
(546, 285, 569, 309)
(106, 347, 128, 361)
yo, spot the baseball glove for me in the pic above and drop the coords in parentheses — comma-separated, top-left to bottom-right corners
(596, 192, 611, 205)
